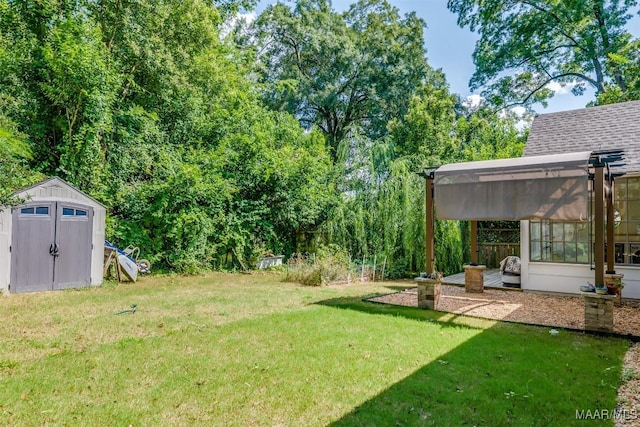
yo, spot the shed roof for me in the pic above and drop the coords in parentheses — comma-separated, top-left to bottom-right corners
(524, 100, 640, 173)
(14, 177, 106, 209)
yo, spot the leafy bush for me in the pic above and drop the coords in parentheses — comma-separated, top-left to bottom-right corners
(285, 245, 352, 286)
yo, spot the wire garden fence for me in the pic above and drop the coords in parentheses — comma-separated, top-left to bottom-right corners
(284, 249, 389, 286)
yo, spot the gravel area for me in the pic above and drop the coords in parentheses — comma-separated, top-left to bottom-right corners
(367, 285, 640, 424)
(617, 343, 640, 427)
(367, 285, 640, 336)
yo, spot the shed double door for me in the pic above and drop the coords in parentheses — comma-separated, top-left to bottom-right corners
(10, 202, 93, 293)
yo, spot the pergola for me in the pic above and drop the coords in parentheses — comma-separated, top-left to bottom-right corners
(420, 149, 625, 287)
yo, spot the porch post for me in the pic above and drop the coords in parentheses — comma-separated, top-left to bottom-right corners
(606, 179, 616, 274)
(425, 173, 435, 274)
(470, 221, 478, 264)
(594, 163, 605, 287)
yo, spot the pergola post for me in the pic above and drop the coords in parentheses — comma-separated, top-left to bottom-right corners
(470, 221, 478, 264)
(594, 163, 605, 287)
(425, 173, 435, 274)
(606, 179, 616, 274)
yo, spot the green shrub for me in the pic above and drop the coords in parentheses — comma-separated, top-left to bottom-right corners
(285, 245, 351, 286)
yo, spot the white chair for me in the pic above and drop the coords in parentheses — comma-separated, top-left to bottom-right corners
(500, 256, 521, 288)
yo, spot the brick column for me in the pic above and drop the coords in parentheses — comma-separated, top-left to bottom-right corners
(416, 277, 441, 310)
(464, 264, 486, 293)
(583, 293, 614, 332)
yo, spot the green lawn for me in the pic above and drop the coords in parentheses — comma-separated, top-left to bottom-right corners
(0, 273, 630, 426)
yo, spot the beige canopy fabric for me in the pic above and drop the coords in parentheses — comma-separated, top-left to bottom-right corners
(434, 151, 592, 221)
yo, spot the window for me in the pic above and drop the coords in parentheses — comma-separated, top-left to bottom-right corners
(631, 243, 640, 264)
(611, 176, 640, 264)
(530, 175, 640, 265)
(20, 206, 49, 215)
(62, 207, 88, 217)
(530, 220, 590, 263)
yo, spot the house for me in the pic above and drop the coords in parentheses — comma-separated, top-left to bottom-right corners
(519, 100, 640, 299)
(427, 100, 640, 299)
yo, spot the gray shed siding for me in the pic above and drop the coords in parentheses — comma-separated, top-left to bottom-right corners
(0, 177, 106, 293)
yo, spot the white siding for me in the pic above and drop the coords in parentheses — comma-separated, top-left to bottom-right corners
(520, 220, 640, 299)
(519, 220, 530, 290)
(90, 207, 105, 285)
(0, 209, 11, 292)
(524, 262, 593, 294)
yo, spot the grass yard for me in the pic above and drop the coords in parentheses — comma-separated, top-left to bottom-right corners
(0, 273, 630, 426)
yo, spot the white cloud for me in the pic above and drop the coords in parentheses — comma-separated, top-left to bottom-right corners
(545, 80, 577, 95)
(510, 106, 527, 118)
(463, 94, 483, 109)
(220, 12, 256, 39)
(497, 105, 532, 131)
(239, 12, 257, 24)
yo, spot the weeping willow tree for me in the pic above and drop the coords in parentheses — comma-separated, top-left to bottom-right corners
(322, 128, 465, 277)
(321, 87, 524, 278)
(322, 160, 464, 276)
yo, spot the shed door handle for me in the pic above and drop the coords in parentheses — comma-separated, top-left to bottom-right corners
(50, 243, 59, 257)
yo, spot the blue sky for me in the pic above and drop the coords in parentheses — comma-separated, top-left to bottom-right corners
(255, 0, 639, 114)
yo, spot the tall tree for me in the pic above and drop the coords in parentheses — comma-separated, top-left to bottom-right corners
(448, 0, 640, 108)
(0, 117, 40, 208)
(0, 0, 120, 189)
(212, 0, 258, 19)
(252, 0, 433, 159)
(597, 37, 640, 103)
(0, 0, 336, 271)
(0, 5, 42, 205)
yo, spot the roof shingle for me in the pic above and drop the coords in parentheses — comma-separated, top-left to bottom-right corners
(524, 100, 640, 173)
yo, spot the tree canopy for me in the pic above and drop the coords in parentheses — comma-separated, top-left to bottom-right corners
(252, 0, 435, 159)
(0, 0, 531, 276)
(448, 0, 640, 108)
(0, 0, 335, 271)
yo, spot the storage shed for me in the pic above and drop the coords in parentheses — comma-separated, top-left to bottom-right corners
(0, 177, 106, 293)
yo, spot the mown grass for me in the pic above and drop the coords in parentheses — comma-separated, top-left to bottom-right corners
(0, 273, 630, 426)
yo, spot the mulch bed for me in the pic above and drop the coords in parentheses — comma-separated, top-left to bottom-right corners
(366, 284, 640, 337)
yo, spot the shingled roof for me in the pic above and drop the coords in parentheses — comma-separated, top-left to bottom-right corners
(524, 100, 640, 173)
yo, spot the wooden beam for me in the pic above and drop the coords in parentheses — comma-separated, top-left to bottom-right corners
(425, 176, 435, 274)
(606, 179, 616, 274)
(594, 165, 605, 287)
(470, 221, 478, 264)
